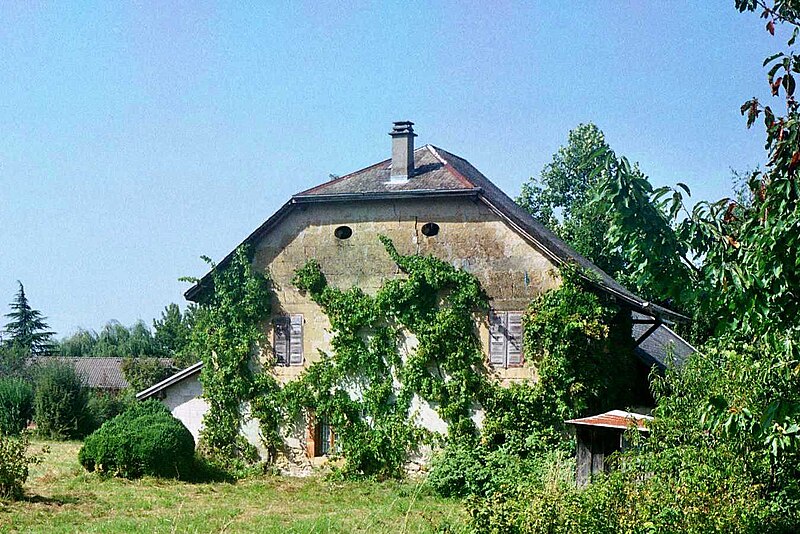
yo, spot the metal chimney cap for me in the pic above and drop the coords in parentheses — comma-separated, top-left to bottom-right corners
(390, 121, 417, 136)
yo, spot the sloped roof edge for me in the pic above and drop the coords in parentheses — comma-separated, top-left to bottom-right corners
(183, 144, 687, 323)
(566, 410, 653, 432)
(136, 361, 203, 400)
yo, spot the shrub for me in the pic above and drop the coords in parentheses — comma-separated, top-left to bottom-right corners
(33, 361, 90, 439)
(85, 391, 135, 434)
(464, 441, 791, 533)
(121, 357, 175, 393)
(427, 441, 572, 499)
(0, 432, 45, 500)
(79, 400, 195, 479)
(0, 378, 34, 436)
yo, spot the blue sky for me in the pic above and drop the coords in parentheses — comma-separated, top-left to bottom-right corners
(0, 2, 784, 337)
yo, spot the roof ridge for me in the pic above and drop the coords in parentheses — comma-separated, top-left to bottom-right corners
(426, 145, 479, 189)
(296, 145, 436, 197)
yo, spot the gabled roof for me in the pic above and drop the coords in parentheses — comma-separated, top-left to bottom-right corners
(566, 410, 653, 432)
(184, 144, 686, 323)
(29, 357, 173, 390)
(136, 360, 203, 400)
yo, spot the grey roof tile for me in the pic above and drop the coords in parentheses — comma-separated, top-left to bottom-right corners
(29, 357, 173, 390)
(632, 313, 695, 369)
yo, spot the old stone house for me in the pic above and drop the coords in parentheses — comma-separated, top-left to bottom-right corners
(138, 121, 693, 468)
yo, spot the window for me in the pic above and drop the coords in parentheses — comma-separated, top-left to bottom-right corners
(306, 413, 336, 458)
(314, 415, 334, 457)
(489, 310, 523, 368)
(273, 314, 303, 366)
(421, 222, 440, 237)
(334, 225, 352, 239)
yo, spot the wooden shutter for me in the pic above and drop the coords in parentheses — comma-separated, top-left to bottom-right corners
(289, 314, 304, 366)
(273, 317, 290, 366)
(489, 310, 507, 366)
(506, 311, 523, 366)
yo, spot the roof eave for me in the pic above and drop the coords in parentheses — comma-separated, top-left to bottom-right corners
(567, 421, 651, 432)
(474, 194, 688, 323)
(136, 361, 204, 400)
(184, 200, 296, 302)
(292, 188, 481, 203)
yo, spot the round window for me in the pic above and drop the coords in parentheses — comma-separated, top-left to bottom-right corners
(421, 222, 440, 237)
(334, 225, 353, 240)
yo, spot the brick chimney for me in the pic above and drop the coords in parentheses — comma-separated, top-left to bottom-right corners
(389, 121, 416, 183)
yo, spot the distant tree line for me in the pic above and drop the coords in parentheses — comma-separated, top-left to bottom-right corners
(1, 282, 197, 392)
(56, 304, 197, 367)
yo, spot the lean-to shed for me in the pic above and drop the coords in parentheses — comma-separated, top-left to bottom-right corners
(566, 410, 652, 486)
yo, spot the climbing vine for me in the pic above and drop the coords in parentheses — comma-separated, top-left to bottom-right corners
(481, 268, 637, 457)
(187, 240, 637, 478)
(184, 245, 277, 465)
(283, 235, 491, 478)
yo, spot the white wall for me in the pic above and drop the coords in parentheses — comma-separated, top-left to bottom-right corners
(158, 372, 264, 455)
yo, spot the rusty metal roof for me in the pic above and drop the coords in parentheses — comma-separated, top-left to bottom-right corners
(566, 410, 653, 432)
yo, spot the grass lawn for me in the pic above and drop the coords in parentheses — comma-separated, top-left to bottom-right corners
(0, 440, 467, 533)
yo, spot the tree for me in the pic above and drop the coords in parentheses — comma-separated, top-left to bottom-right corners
(33, 361, 90, 440)
(588, 0, 800, 494)
(517, 123, 624, 276)
(153, 303, 197, 368)
(592, 0, 800, 342)
(57, 320, 164, 359)
(121, 357, 176, 392)
(3, 282, 55, 356)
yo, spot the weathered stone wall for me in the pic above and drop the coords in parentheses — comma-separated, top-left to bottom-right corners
(253, 197, 559, 383)
(249, 196, 561, 463)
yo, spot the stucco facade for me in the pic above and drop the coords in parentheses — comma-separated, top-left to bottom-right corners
(256, 196, 559, 386)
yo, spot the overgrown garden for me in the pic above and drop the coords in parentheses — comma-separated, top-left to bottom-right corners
(4, 2, 800, 532)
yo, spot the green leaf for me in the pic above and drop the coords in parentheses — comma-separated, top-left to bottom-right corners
(764, 52, 785, 66)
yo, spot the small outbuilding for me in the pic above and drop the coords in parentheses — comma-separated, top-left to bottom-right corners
(566, 410, 652, 486)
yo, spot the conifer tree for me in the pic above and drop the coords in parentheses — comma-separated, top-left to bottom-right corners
(3, 281, 55, 356)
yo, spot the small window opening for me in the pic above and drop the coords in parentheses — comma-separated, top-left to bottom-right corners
(334, 225, 352, 240)
(421, 222, 440, 237)
(315, 416, 333, 457)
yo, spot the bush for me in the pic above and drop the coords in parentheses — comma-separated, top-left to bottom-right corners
(467, 453, 780, 533)
(0, 378, 34, 436)
(34, 362, 90, 439)
(0, 432, 45, 500)
(85, 391, 135, 434)
(464, 438, 795, 533)
(79, 400, 195, 479)
(33, 361, 90, 439)
(427, 441, 571, 499)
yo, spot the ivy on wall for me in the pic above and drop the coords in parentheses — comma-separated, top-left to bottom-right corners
(482, 268, 637, 457)
(188, 240, 638, 477)
(184, 246, 276, 465)
(282, 235, 491, 478)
